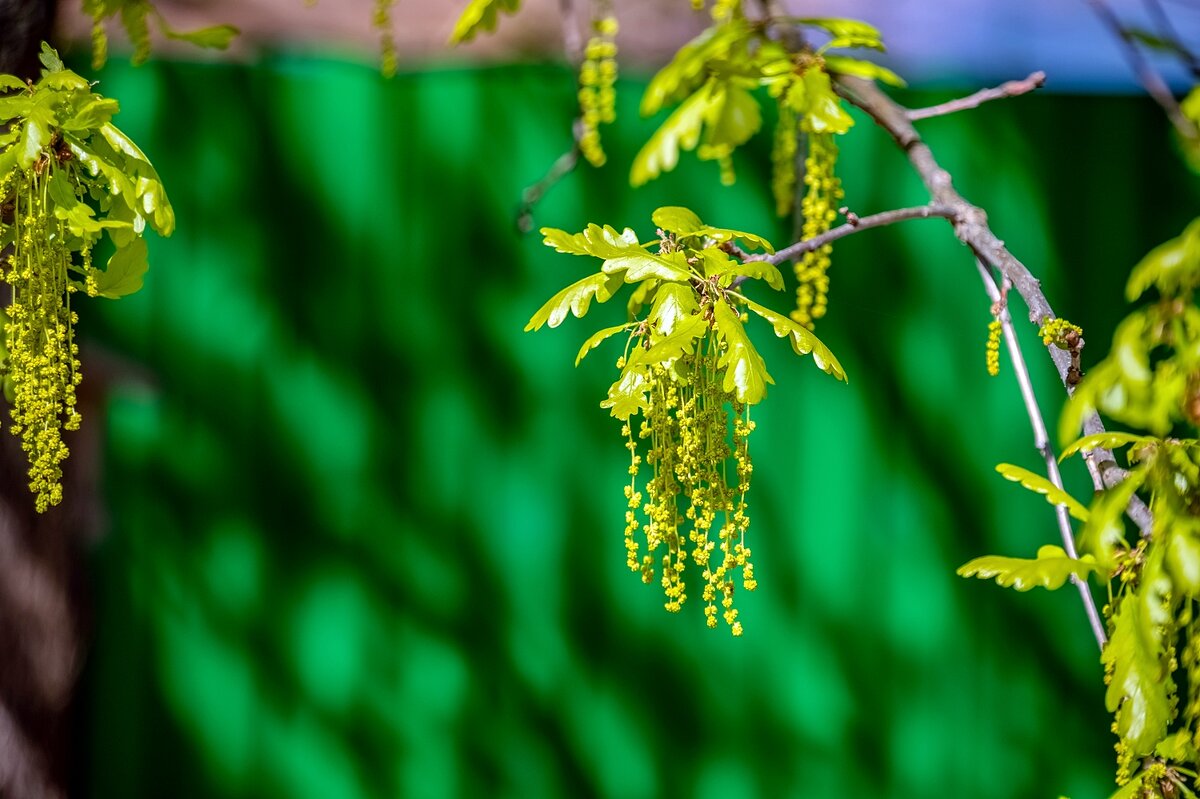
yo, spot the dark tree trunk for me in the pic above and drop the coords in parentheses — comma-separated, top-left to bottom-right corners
(0, 5, 98, 799)
(0, 0, 56, 79)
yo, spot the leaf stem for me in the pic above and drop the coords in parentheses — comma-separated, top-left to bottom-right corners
(977, 260, 1108, 650)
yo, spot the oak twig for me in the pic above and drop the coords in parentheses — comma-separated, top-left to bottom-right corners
(517, 0, 586, 233)
(907, 72, 1047, 121)
(834, 73, 1154, 539)
(517, 121, 582, 234)
(754, 204, 958, 266)
(977, 261, 1107, 650)
(1087, 0, 1200, 145)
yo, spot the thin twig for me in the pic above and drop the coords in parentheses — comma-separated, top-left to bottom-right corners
(517, 120, 582, 234)
(907, 72, 1047, 121)
(559, 0, 584, 65)
(516, 0, 586, 233)
(752, 204, 958, 266)
(1142, 0, 1200, 79)
(977, 261, 1107, 650)
(1087, 0, 1200, 145)
(835, 73, 1154, 535)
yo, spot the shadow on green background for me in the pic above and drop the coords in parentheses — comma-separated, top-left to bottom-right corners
(69, 55, 1200, 798)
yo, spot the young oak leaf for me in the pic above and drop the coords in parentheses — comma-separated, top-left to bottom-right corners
(640, 19, 755, 116)
(541, 224, 691, 283)
(650, 206, 775, 254)
(713, 302, 773, 404)
(1076, 467, 1146, 570)
(1059, 431, 1155, 462)
(646, 283, 698, 335)
(1104, 561, 1173, 755)
(701, 250, 784, 290)
(632, 84, 710, 187)
(994, 463, 1090, 522)
(956, 545, 1101, 591)
(822, 56, 906, 88)
(524, 272, 624, 331)
(449, 0, 521, 44)
(575, 324, 634, 367)
(741, 298, 846, 381)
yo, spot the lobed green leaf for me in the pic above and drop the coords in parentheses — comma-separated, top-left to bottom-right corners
(994, 463, 1089, 522)
(600, 367, 651, 420)
(524, 272, 623, 331)
(1076, 467, 1146, 571)
(956, 545, 1100, 591)
(631, 83, 711, 187)
(645, 282, 698, 335)
(160, 23, 240, 49)
(1103, 556, 1174, 756)
(798, 17, 884, 50)
(1059, 432, 1156, 462)
(713, 301, 772, 404)
(449, 0, 521, 44)
(640, 21, 750, 117)
(92, 237, 149, 298)
(741, 298, 846, 381)
(1125, 217, 1200, 301)
(823, 55, 906, 87)
(575, 323, 633, 367)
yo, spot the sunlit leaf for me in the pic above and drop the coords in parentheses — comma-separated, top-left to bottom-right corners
(635, 313, 708, 368)
(62, 97, 120, 132)
(697, 80, 762, 162)
(524, 272, 624, 331)
(1059, 432, 1156, 461)
(799, 17, 884, 50)
(38, 42, 64, 73)
(640, 20, 750, 116)
(741, 298, 846, 381)
(713, 301, 772, 404)
(542, 223, 640, 256)
(651, 206, 704, 235)
(160, 23, 240, 49)
(823, 56, 906, 87)
(646, 282, 698, 335)
(994, 463, 1090, 522)
(600, 366, 651, 420)
(1076, 467, 1145, 570)
(1104, 555, 1173, 756)
(957, 545, 1099, 591)
(0, 75, 26, 93)
(631, 83, 711, 187)
(575, 323, 633, 367)
(449, 0, 521, 44)
(1126, 218, 1200, 301)
(800, 68, 854, 134)
(18, 117, 48, 170)
(93, 236, 149, 298)
(700, 250, 784, 290)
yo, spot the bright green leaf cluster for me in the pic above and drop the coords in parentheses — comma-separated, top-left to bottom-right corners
(1063, 218, 1200, 441)
(527, 206, 845, 633)
(977, 430, 1200, 792)
(632, 15, 901, 191)
(0, 46, 173, 510)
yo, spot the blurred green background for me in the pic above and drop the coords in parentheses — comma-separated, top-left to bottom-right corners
(67, 54, 1200, 798)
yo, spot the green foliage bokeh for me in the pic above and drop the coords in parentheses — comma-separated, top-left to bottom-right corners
(73, 54, 1200, 798)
